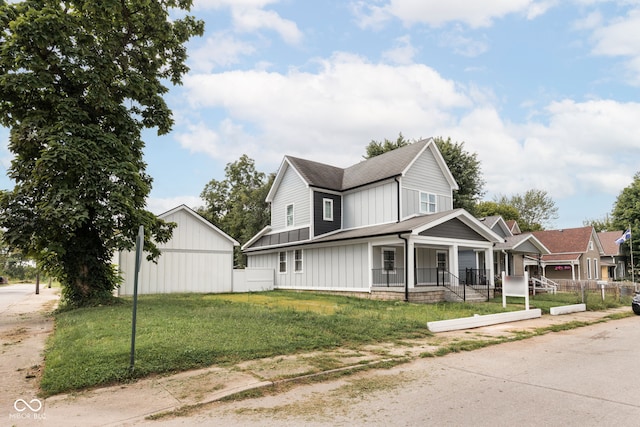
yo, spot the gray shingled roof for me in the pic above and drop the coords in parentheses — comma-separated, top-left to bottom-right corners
(311, 209, 458, 244)
(286, 139, 430, 191)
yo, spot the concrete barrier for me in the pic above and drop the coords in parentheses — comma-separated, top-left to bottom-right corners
(550, 304, 586, 316)
(427, 309, 542, 333)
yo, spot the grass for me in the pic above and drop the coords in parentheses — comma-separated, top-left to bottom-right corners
(40, 290, 631, 396)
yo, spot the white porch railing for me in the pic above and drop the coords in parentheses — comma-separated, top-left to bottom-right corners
(531, 276, 558, 294)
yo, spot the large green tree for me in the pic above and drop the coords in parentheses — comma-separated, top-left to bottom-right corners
(199, 155, 274, 267)
(364, 135, 485, 215)
(495, 189, 558, 231)
(433, 137, 485, 215)
(364, 132, 410, 159)
(0, 1, 204, 307)
(476, 200, 521, 222)
(611, 171, 640, 278)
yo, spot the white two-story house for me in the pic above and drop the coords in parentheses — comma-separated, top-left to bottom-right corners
(242, 138, 503, 302)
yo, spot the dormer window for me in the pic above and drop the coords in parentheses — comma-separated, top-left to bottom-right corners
(420, 192, 436, 214)
(323, 198, 333, 221)
(286, 204, 294, 227)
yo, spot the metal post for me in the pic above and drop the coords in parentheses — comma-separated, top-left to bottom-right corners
(130, 225, 144, 371)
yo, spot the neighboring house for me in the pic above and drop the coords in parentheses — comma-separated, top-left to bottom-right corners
(118, 205, 240, 295)
(242, 138, 503, 301)
(597, 230, 627, 280)
(472, 216, 549, 278)
(529, 226, 604, 281)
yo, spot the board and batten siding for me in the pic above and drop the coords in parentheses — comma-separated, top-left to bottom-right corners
(402, 147, 452, 194)
(118, 206, 236, 295)
(271, 165, 310, 231)
(248, 243, 370, 291)
(343, 181, 397, 229)
(402, 188, 453, 217)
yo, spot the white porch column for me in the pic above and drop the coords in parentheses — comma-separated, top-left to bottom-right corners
(406, 238, 415, 289)
(450, 244, 459, 283)
(487, 248, 495, 287)
(572, 264, 576, 280)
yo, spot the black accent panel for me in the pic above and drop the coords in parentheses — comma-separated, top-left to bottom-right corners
(419, 218, 487, 241)
(313, 191, 342, 236)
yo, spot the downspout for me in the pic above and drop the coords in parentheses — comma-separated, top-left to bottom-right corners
(400, 234, 409, 302)
(395, 177, 401, 223)
(396, 177, 409, 301)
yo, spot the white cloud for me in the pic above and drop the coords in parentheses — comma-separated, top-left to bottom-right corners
(189, 32, 256, 72)
(183, 53, 471, 168)
(438, 26, 489, 57)
(193, 0, 302, 45)
(353, 0, 546, 29)
(381, 35, 417, 64)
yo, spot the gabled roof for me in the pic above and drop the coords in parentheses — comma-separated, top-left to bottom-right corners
(159, 204, 240, 246)
(494, 233, 550, 254)
(479, 215, 512, 238)
(530, 226, 602, 261)
(598, 231, 625, 256)
(266, 138, 458, 202)
(505, 220, 521, 235)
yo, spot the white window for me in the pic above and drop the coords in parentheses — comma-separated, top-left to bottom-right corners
(382, 248, 396, 272)
(295, 249, 303, 272)
(420, 192, 437, 214)
(589, 241, 594, 251)
(593, 259, 598, 279)
(323, 198, 333, 221)
(279, 251, 287, 273)
(286, 204, 294, 227)
(586, 258, 591, 279)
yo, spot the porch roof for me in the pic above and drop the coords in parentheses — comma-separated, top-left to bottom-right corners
(494, 233, 550, 255)
(540, 253, 581, 263)
(311, 209, 503, 245)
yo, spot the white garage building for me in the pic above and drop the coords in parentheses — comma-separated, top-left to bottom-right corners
(117, 205, 239, 295)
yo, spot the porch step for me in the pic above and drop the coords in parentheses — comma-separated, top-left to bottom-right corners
(444, 286, 488, 303)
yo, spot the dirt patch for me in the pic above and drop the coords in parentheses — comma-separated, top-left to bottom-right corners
(0, 286, 59, 419)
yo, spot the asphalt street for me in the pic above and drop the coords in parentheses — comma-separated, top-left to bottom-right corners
(154, 315, 640, 426)
(0, 283, 37, 313)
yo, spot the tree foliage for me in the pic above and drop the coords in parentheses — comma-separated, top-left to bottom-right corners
(476, 201, 521, 222)
(199, 155, 273, 267)
(364, 132, 410, 159)
(612, 171, 640, 276)
(364, 135, 485, 215)
(583, 215, 615, 232)
(495, 189, 558, 231)
(0, 1, 204, 307)
(433, 137, 485, 215)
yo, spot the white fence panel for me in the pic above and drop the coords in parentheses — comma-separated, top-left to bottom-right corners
(233, 268, 274, 292)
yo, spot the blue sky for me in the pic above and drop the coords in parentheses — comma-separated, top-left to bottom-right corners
(2, 0, 640, 229)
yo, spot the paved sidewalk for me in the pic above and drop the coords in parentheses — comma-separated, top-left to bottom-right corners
(2, 286, 633, 427)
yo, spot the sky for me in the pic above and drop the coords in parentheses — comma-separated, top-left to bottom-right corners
(2, 0, 640, 230)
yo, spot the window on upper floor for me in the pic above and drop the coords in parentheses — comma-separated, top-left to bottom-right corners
(589, 241, 594, 251)
(420, 192, 437, 214)
(323, 198, 333, 221)
(286, 204, 294, 227)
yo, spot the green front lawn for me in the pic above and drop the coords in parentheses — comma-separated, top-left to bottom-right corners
(40, 290, 630, 396)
